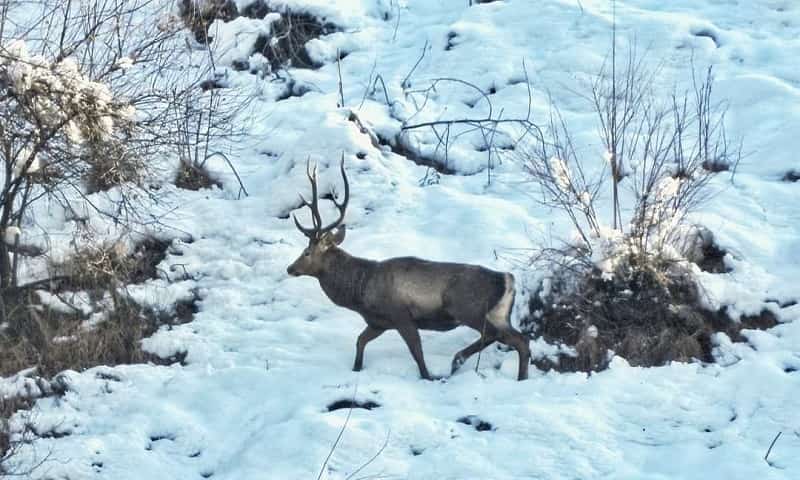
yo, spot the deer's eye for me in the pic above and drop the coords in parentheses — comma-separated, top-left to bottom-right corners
(304, 250, 311, 257)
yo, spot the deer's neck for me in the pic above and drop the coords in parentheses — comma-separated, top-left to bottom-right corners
(317, 248, 374, 310)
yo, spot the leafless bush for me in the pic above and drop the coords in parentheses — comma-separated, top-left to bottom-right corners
(522, 258, 777, 372)
(170, 87, 249, 196)
(0, 0, 249, 290)
(517, 44, 746, 370)
(520, 49, 739, 263)
(391, 44, 536, 181)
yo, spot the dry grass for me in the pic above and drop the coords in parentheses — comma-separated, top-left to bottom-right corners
(83, 140, 147, 194)
(0, 237, 196, 475)
(1, 238, 194, 379)
(178, 0, 337, 72)
(251, 9, 338, 71)
(179, 0, 238, 44)
(522, 258, 777, 372)
(174, 159, 222, 191)
(1, 299, 157, 379)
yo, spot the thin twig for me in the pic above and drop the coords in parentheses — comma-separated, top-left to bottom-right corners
(317, 380, 359, 480)
(765, 431, 782, 464)
(401, 39, 428, 89)
(205, 152, 249, 199)
(345, 429, 391, 480)
(337, 49, 345, 108)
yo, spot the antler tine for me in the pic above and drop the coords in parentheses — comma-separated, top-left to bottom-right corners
(318, 154, 350, 234)
(293, 159, 324, 239)
(305, 160, 323, 231)
(292, 213, 317, 238)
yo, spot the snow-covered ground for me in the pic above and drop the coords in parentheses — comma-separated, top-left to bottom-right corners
(4, 0, 800, 478)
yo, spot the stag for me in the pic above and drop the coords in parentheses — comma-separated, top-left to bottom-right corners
(287, 157, 530, 380)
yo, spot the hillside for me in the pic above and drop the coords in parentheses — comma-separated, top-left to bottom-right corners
(2, 1, 799, 478)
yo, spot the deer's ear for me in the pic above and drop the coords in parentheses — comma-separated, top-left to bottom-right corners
(321, 226, 346, 248)
(331, 225, 346, 245)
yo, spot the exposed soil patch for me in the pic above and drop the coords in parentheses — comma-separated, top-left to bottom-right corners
(149, 433, 177, 443)
(782, 169, 800, 182)
(691, 27, 721, 48)
(241, 0, 271, 19)
(326, 399, 381, 412)
(684, 227, 731, 274)
(252, 11, 338, 71)
(180, 0, 338, 73)
(377, 132, 456, 175)
(701, 158, 732, 173)
(697, 240, 729, 273)
(457, 415, 493, 432)
(445, 31, 460, 51)
(179, 0, 239, 44)
(274, 79, 314, 102)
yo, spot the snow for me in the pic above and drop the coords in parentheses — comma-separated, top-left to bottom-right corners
(3, 0, 800, 479)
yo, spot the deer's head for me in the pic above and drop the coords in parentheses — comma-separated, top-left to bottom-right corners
(287, 156, 349, 278)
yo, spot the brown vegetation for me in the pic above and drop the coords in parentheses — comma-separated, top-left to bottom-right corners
(522, 261, 777, 372)
(1, 238, 195, 379)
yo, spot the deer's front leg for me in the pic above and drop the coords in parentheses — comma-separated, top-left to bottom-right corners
(353, 324, 384, 372)
(395, 320, 432, 380)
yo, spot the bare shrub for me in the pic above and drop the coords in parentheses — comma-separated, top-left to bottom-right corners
(169, 87, 247, 194)
(49, 237, 168, 289)
(83, 140, 148, 194)
(520, 58, 738, 260)
(0, 294, 193, 380)
(0, 0, 250, 290)
(522, 259, 777, 372)
(516, 44, 750, 370)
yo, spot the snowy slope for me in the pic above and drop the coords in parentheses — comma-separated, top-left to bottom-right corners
(5, 0, 800, 478)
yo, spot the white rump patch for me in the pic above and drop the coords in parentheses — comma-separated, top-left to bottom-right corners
(486, 273, 515, 329)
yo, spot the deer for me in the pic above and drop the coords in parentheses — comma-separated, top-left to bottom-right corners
(286, 156, 531, 381)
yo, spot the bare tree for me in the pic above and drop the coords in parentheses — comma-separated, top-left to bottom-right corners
(0, 0, 247, 290)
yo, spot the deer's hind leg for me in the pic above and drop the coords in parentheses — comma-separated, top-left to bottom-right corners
(497, 328, 531, 380)
(485, 273, 530, 380)
(451, 331, 498, 375)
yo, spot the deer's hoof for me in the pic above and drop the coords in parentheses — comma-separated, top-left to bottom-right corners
(450, 356, 465, 375)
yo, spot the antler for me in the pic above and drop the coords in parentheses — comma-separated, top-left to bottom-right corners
(293, 160, 322, 238)
(293, 154, 349, 240)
